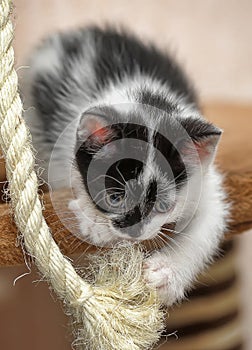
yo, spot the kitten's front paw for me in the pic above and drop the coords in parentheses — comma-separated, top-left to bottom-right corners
(144, 254, 185, 306)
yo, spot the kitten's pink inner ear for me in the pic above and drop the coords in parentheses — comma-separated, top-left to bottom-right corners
(194, 135, 220, 160)
(193, 136, 216, 160)
(86, 119, 109, 142)
(181, 134, 221, 165)
(78, 114, 112, 144)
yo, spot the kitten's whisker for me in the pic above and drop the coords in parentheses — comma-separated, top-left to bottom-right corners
(44, 196, 71, 203)
(161, 227, 180, 234)
(54, 222, 81, 232)
(163, 179, 187, 192)
(157, 170, 186, 194)
(173, 169, 187, 182)
(158, 236, 172, 253)
(61, 202, 111, 226)
(69, 240, 87, 253)
(144, 239, 152, 250)
(115, 163, 137, 198)
(151, 236, 160, 250)
(164, 229, 195, 245)
(74, 247, 94, 264)
(152, 236, 172, 258)
(115, 163, 126, 185)
(161, 226, 192, 237)
(159, 231, 189, 256)
(152, 236, 166, 250)
(58, 215, 78, 221)
(159, 231, 182, 251)
(64, 233, 81, 240)
(89, 174, 125, 188)
(43, 211, 76, 219)
(93, 188, 124, 203)
(94, 192, 125, 208)
(157, 231, 179, 253)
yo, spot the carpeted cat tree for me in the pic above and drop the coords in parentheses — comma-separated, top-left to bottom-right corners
(0, 1, 252, 350)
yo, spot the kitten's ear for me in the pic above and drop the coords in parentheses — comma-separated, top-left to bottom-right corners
(77, 113, 110, 141)
(77, 113, 116, 157)
(179, 117, 222, 168)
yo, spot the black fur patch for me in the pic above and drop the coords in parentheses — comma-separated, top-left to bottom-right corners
(180, 117, 222, 141)
(154, 130, 188, 187)
(91, 26, 197, 103)
(137, 89, 177, 113)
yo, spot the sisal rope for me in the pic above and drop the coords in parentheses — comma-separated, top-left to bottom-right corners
(0, 1, 165, 349)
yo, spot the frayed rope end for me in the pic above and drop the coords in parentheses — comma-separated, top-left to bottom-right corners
(67, 243, 165, 350)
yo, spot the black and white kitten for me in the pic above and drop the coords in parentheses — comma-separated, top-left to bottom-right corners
(23, 26, 228, 306)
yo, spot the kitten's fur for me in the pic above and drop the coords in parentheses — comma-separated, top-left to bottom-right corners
(23, 26, 228, 306)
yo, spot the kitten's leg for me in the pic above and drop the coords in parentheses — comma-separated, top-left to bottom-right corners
(144, 217, 225, 306)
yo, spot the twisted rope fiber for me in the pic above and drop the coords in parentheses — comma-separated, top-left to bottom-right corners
(0, 1, 165, 348)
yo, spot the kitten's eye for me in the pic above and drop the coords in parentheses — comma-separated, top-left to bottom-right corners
(153, 201, 170, 213)
(105, 192, 125, 208)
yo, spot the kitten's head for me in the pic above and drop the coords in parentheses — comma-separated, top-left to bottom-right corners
(69, 104, 221, 246)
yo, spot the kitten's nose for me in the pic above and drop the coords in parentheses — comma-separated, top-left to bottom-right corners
(123, 224, 142, 238)
(112, 205, 143, 237)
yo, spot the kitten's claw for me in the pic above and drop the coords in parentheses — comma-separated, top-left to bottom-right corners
(143, 254, 185, 306)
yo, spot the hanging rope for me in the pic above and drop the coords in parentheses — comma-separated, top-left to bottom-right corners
(0, 1, 165, 349)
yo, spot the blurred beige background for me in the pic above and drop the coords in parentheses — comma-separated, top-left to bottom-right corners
(1, 0, 252, 349)
(15, 0, 252, 103)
